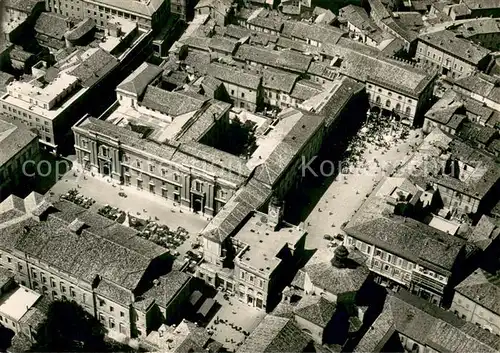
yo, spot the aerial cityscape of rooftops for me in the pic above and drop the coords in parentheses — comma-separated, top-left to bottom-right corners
(0, 0, 500, 351)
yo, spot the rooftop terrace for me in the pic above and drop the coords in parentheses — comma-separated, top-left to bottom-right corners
(234, 212, 305, 275)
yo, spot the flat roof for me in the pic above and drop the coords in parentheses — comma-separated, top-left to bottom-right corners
(0, 85, 87, 121)
(234, 212, 305, 275)
(0, 285, 40, 321)
(428, 215, 460, 236)
(99, 16, 138, 53)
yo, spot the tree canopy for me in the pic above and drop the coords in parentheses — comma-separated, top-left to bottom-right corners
(30, 300, 137, 352)
(30, 300, 107, 352)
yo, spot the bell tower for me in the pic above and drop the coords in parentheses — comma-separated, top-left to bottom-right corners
(268, 194, 284, 229)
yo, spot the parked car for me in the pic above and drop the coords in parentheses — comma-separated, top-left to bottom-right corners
(323, 234, 334, 241)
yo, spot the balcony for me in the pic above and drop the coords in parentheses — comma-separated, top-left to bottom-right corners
(411, 271, 445, 294)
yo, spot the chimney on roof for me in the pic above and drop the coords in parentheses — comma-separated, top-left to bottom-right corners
(68, 218, 86, 234)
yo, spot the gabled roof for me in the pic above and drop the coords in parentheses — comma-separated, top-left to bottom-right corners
(455, 269, 500, 316)
(66, 47, 119, 87)
(418, 30, 491, 65)
(117, 62, 163, 97)
(237, 315, 311, 353)
(252, 109, 324, 187)
(207, 63, 261, 90)
(262, 69, 298, 94)
(134, 271, 192, 311)
(290, 22, 345, 45)
(34, 12, 68, 39)
(0, 197, 166, 291)
(344, 177, 467, 275)
(234, 44, 311, 74)
(294, 296, 336, 328)
(202, 178, 271, 243)
(345, 217, 465, 274)
(356, 291, 500, 353)
(4, 0, 43, 13)
(140, 86, 207, 116)
(0, 116, 38, 167)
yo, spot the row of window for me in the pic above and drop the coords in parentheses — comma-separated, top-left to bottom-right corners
(453, 309, 499, 336)
(347, 237, 416, 272)
(99, 312, 127, 334)
(367, 86, 413, 104)
(369, 94, 412, 114)
(30, 267, 80, 297)
(98, 298, 126, 318)
(0, 315, 15, 328)
(2, 104, 49, 125)
(239, 270, 265, 288)
(0, 144, 36, 181)
(372, 260, 412, 281)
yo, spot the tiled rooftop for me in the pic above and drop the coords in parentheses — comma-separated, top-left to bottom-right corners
(140, 86, 207, 116)
(0, 198, 166, 291)
(234, 44, 312, 74)
(300, 248, 370, 296)
(458, 18, 500, 38)
(339, 5, 385, 42)
(294, 296, 336, 328)
(250, 108, 323, 186)
(207, 63, 261, 90)
(65, 18, 96, 42)
(134, 271, 191, 311)
(355, 291, 500, 353)
(261, 68, 298, 93)
(95, 278, 135, 307)
(462, 0, 500, 10)
(247, 14, 284, 32)
(65, 47, 119, 87)
(4, 0, 42, 12)
(34, 12, 68, 39)
(223, 24, 251, 39)
(456, 269, 500, 315)
(117, 62, 163, 97)
(454, 73, 500, 104)
(202, 178, 271, 243)
(236, 315, 311, 353)
(340, 51, 435, 98)
(289, 22, 345, 45)
(208, 36, 239, 54)
(344, 177, 466, 274)
(0, 115, 38, 167)
(290, 80, 323, 101)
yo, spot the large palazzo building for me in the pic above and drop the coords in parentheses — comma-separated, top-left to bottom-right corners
(0, 193, 193, 341)
(73, 63, 366, 219)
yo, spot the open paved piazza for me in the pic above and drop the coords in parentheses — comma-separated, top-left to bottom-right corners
(303, 124, 425, 260)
